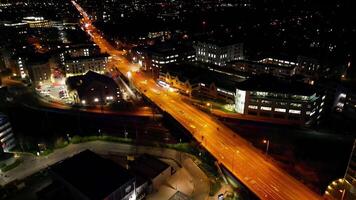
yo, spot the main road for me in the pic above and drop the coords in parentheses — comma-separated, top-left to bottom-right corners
(71, 1, 322, 199)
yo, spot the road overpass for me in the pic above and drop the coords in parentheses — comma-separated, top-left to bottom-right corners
(71, 1, 322, 199)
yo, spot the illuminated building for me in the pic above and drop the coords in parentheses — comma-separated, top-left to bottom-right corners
(59, 44, 100, 66)
(333, 82, 356, 117)
(234, 75, 325, 125)
(27, 57, 51, 84)
(0, 113, 15, 153)
(22, 16, 52, 28)
(16, 56, 28, 79)
(194, 41, 244, 66)
(64, 54, 109, 77)
(228, 60, 296, 78)
(66, 71, 119, 105)
(158, 62, 242, 103)
(258, 56, 321, 79)
(133, 43, 195, 71)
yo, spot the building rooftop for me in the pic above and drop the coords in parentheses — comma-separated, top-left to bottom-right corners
(66, 71, 118, 98)
(65, 53, 109, 62)
(169, 191, 192, 200)
(161, 62, 243, 92)
(129, 154, 170, 180)
(194, 34, 243, 47)
(134, 42, 194, 56)
(227, 59, 296, 69)
(236, 75, 316, 96)
(50, 150, 134, 200)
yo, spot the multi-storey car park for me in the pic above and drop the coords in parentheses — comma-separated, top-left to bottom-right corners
(0, 113, 15, 153)
(234, 75, 325, 125)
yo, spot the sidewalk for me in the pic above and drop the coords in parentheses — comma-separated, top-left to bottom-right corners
(0, 141, 207, 196)
(147, 158, 210, 200)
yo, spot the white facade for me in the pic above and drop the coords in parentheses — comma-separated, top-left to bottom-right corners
(194, 41, 244, 66)
(65, 56, 108, 77)
(234, 88, 324, 125)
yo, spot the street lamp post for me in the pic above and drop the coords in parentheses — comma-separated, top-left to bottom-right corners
(263, 139, 270, 156)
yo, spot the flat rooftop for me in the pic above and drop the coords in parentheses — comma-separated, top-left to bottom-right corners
(50, 150, 134, 200)
(134, 42, 194, 56)
(161, 62, 244, 92)
(236, 75, 316, 96)
(129, 154, 170, 180)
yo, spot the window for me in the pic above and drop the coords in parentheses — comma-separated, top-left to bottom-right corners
(261, 106, 272, 111)
(248, 105, 258, 109)
(274, 108, 286, 112)
(289, 109, 301, 114)
(261, 100, 271, 104)
(276, 102, 287, 106)
(256, 92, 268, 97)
(290, 103, 302, 108)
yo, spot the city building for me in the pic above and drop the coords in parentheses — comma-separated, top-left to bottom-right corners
(59, 44, 100, 64)
(48, 150, 144, 200)
(64, 54, 109, 77)
(333, 82, 356, 119)
(234, 75, 325, 125)
(258, 55, 321, 80)
(66, 71, 120, 105)
(132, 42, 195, 74)
(22, 16, 52, 28)
(194, 40, 244, 67)
(227, 60, 296, 78)
(0, 113, 16, 153)
(15, 56, 27, 79)
(158, 62, 244, 103)
(27, 56, 51, 84)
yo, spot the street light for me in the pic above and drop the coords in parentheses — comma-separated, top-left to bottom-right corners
(262, 139, 270, 156)
(206, 102, 212, 113)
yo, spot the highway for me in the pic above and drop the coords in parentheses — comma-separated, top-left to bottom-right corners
(71, 1, 322, 199)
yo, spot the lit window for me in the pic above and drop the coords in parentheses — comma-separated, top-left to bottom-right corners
(248, 105, 258, 109)
(274, 108, 286, 112)
(261, 106, 272, 111)
(336, 102, 344, 108)
(290, 103, 302, 107)
(289, 109, 301, 114)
